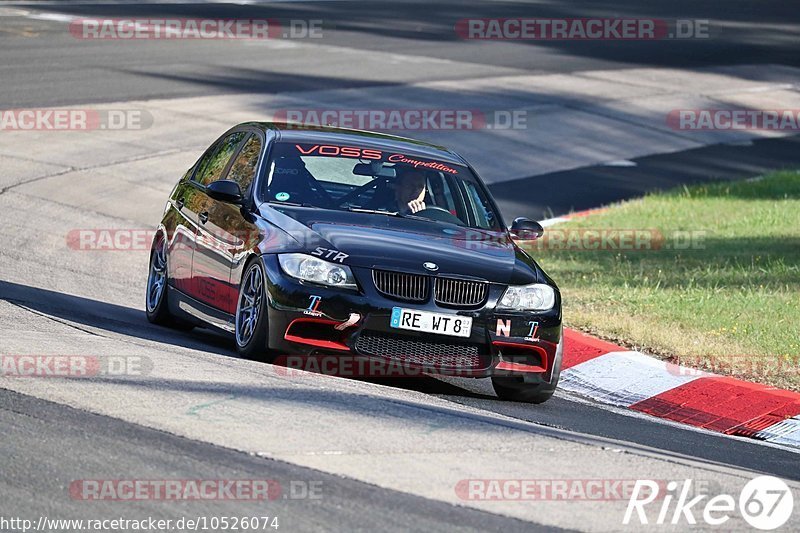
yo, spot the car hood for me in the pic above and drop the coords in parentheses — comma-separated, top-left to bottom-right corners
(263, 206, 528, 284)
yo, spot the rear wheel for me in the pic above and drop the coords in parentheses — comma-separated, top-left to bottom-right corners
(235, 259, 273, 361)
(492, 335, 563, 404)
(145, 232, 193, 330)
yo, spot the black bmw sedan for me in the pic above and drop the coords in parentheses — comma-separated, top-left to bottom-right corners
(146, 123, 563, 403)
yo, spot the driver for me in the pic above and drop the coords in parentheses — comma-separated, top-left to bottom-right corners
(392, 168, 427, 214)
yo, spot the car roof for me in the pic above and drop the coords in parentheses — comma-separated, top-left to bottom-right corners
(238, 122, 470, 167)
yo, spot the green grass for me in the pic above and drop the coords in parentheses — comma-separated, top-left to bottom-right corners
(532, 170, 800, 390)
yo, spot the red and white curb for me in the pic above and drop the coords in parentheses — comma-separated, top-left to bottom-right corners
(560, 328, 800, 449)
(539, 207, 609, 228)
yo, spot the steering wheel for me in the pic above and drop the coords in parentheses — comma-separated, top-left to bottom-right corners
(413, 206, 463, 225)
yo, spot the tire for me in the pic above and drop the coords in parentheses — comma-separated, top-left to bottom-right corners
(492, 334, 563, 404)
(235, 258, 273, 361)
(145, 232, 193, 331)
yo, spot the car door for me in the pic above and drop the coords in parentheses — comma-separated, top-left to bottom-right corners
(165, 166, 198, 296)
(167, 135, 239, 297)
(183, 130, 248, 306)
(192, 131, 264, 315)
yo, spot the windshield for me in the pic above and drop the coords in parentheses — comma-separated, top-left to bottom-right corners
(261, 141, 502, 231)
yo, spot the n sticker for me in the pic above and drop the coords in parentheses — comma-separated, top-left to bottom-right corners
(496, 319, 511, 337)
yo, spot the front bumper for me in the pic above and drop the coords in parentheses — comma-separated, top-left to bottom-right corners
(261, 255, 562, 381)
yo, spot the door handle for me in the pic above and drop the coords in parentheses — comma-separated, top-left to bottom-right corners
(176, 197, 185, 209)
(199, 211, 209, 224)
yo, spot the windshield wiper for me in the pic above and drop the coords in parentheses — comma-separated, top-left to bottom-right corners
(269, 201, 317, 208)
(342, 206, 453, 224)
(342, 206, 400, 216)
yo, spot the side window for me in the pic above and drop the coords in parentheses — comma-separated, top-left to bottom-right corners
(463, 181, 494, 229)
(193, 131, 246, 186)
(427, 173, 456, 212)
(226, 134, 263, 192)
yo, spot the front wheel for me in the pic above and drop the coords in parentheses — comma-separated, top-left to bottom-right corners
(235, 259, 273, 361)
(492, 335, 563, 404)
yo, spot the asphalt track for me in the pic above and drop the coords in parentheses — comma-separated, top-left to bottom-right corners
(492, 134, 800, 220)
(1, 1, 800, 531)
(2, 0, 799, 107)
(0, 389, 552, 532)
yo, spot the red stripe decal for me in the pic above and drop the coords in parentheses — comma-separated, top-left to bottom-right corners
(562, 328, 623, 369)
(495, 361, 547, 373)
(630, 377, 800, 433)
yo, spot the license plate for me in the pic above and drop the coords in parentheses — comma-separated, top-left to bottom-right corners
(390, 307, 472, 338)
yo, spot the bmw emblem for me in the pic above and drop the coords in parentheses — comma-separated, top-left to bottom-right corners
(423, 262, 439, 272)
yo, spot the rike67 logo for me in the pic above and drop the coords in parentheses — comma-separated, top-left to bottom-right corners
(624, 476, 794, 530)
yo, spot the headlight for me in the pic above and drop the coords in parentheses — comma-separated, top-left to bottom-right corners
(278, 253, 357, 290)
(498, 283, 555, 311)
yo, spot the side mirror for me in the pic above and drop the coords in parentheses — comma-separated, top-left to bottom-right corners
(206, 180, 243, 204)
(509, 217, 544, 240)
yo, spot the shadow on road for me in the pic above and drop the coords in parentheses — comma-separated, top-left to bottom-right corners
(0, 279, 485, 397)
(29, 1, 800, 70)
(490, 133, 800, 220)
(0, 280, 234, 356)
